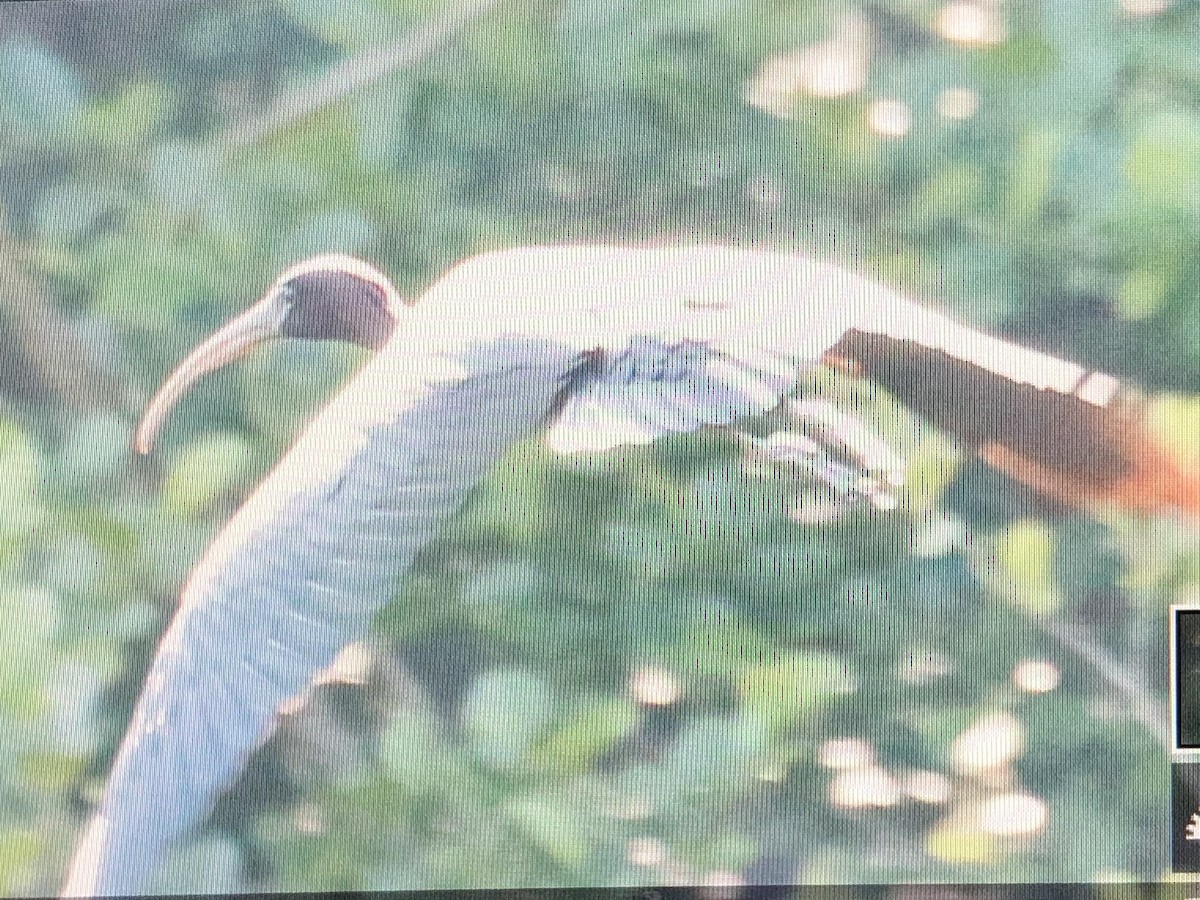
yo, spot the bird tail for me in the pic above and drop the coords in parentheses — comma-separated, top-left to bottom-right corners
(1103, 437, 1200, 515)
(1074, 394, 1200, 515)
(974, 413, 1200, 516)
(825, 327, 1200, 517)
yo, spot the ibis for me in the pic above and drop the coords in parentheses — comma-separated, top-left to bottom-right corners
(62, 245, 1198, 896)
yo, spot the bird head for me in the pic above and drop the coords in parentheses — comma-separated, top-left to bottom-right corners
(133, 253, 404, 454)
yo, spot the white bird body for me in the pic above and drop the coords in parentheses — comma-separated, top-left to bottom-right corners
(62, 245, 1195, 896)
(428, 246, 1118, 400)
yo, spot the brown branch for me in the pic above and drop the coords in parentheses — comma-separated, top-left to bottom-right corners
(215, 0, 505, 155)
(0, 234, 124, 411)
(1038, 617, 1172, 753)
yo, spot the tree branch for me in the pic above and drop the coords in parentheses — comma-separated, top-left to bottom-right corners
(1038, 617, 1172, 753)
(0, 233, 123, 411)
(216, 0, 505, 155)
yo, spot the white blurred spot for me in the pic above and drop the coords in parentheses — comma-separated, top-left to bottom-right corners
(744, 15, 869, 115)
(702, 869, 747, 900)
(292, 803, 326, 835)
(628, 837, 668, 867)
(868, 99, 911, 138)
(1012, 659, 1060, 694)
(705, 869, 745, 886)
(951, 712, 1025, 773)
(937, 87, 979, 121)
(910, 512, 964, 558)
(934, 2, 1006, 46)
(606, 795, 653, 820)
(869, 489, 901, 510)
(786, 492, 847, 525)
(795, 46, 868, 99)
(756, 759, 788, 782)
(978, 791, 1049, 836)
(819, 737, 874, 769)
(630, 665, 681, 706)
(1122, 0, 1169, 15)
(904, 770, 952, 804)
(896, 648, 952, 684)
(745, 175, 783, 208)
(829, 765, 901, 808)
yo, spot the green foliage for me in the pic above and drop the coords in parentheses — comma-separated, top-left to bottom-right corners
(0, 0, 1195, 895)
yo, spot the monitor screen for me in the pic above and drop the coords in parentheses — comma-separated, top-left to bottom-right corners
(0, 0, 1196, 897)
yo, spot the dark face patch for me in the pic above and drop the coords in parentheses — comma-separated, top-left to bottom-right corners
(278, 270, 397, 350)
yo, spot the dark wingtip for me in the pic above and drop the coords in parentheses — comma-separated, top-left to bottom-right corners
(1098, 434, 1200, 516)
(827, 328, 1200, 517)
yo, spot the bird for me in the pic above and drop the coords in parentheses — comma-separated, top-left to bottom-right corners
(61, 244, 1198, 896)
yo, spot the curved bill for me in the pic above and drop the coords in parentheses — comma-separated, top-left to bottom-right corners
(133, 296, 287, 454)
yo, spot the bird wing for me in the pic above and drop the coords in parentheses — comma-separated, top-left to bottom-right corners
(424, 245, 883, 455)
(63, 328, 583, 897)
(424, 244, 876, 357)
(67, 247, 879, 897)
(87, 240, 1188, 897)
(459, 245, 1198, 515)
(543, 336, 794, 453)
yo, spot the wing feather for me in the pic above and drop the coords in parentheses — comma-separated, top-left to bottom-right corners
(68, 245, 894, 896)
(63, 332, 579, 897)
(544, 340, 797, 455)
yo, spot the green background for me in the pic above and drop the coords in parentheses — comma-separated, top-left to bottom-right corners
(0, 0, 1197, 893)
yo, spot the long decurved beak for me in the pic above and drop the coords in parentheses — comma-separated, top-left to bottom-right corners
(133, 294, 287, 454)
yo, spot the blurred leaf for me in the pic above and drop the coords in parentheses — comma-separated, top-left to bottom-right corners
(0, 586, 58, 717)
(33, 183, 123, 244)
(989, 518, 1062, 613)
(1006, 127, 1063, 225)
(504, 794, 587, 865)
(660, 712, 769, 792)
(54, 413, 130, 491)
(161, 432, 256, 516)
(926, 820, 995, 864)
(0, 420, 44, 538)
(149, 144, 223, 210)
(0, 829, 41, 895)
(379, 708, 455, 795)
(1117, 267, 1171, 320)
(283, 208, 378, 260)
(0, 39, 84, 135)
(998, 519, 1053, 584)
(1145, 393, 1200, 467)
(740, 652, 853, 730)
(149, 834, 244, 895)
(463, 668, 556, 769)
(534, 696, 640, 773)
(79, 81, 171, 144)
(1124, 108, 1200, 209)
